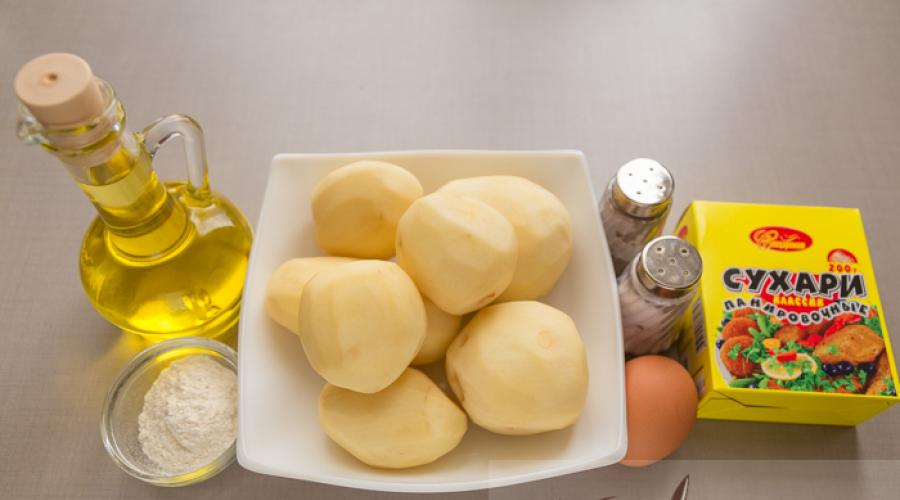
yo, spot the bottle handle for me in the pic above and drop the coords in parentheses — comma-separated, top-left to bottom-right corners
(141, 114, 211, 202)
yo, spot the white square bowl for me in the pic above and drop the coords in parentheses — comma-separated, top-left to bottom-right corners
(237, 150, 626, 493)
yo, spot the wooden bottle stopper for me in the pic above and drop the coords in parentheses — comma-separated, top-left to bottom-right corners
(14, 53, 105, 127)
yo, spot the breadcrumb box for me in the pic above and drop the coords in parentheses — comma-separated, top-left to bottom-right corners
(675, 201, 899, 425)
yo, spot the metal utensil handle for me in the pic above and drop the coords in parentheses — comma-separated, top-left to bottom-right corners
(671, 474, 690, 500)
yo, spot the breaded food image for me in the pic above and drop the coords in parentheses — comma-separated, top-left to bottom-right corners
(806, 320, 833, 338)
(866, 353, 893, 396)
(720, 336, 757, 377)
(813, 325, 884, 365)
(774, 325, 807, 343)
(722, 317, 757, 340)
(732, 307, 755, 318)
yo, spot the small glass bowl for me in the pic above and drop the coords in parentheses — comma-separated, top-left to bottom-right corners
(100, 337, 238, 487)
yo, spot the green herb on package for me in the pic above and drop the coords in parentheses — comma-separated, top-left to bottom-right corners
(829, 374, 859, 392)
(736, 313, 783, 364)
(750, 313, 782, 338)
(786, 340, 812, 355)
(782, 363, 834, 393)
(881, 378, 896, 397)
(728, 343, 742, 360)
(864, 310, 882, 336)
(818, 371, 837, 392)
(729, 377, 757, 388)
(741, 342, 766, 363)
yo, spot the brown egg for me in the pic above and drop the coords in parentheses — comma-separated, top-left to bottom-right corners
(621, 355, 697, 467)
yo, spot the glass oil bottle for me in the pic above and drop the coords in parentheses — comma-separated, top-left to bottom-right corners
(15, 53, 253, 340)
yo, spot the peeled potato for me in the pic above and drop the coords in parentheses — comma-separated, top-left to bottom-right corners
(265, 257, 356, 335)
(298, 260, 426, 393)
(445, 301, 588, 435)
(396, 192, 518, 315)
(311, 161, 423, 258)
(318, 368, 468, 469)
(439, 176, 573, 301)
(412, 298, 462, 366)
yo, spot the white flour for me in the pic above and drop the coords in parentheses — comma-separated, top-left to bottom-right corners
(137, 355, 237, 474)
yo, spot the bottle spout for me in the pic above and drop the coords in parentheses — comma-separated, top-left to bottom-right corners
(14, 54, 124, 160)
(16, 104, 44, 145)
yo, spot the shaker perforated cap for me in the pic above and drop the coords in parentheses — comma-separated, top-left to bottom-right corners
(14, 53, 105, 126)
(636, 236, 702, 298)
(611, 158, 674, 218)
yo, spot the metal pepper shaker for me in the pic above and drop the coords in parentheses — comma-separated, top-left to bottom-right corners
(618, 236, 702, 355)
(600, 158, 674, 276)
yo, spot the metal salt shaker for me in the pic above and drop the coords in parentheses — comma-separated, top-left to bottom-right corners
(618, 236, 702, 355)
(600, 158, 674, 276)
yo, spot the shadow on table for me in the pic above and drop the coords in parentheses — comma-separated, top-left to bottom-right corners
(677, 419, 861, 460)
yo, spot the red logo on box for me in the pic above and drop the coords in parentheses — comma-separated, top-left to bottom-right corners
(750, 226, 813, 252)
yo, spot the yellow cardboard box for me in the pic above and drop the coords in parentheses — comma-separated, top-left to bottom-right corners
(675, 201, 898, 425)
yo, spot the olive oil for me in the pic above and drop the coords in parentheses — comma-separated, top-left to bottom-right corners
(16, 53, 252, 339)
(79, 172, 252, 339)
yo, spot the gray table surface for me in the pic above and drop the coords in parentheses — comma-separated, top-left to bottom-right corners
(2, 1, 900, 498)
